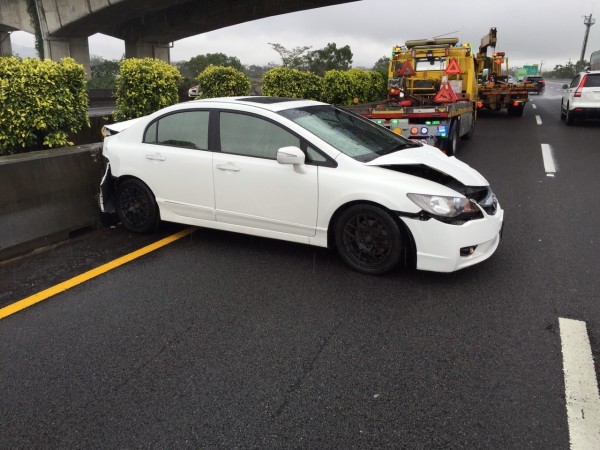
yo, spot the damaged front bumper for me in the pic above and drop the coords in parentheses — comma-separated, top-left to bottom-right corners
(99, 161, 116, 214)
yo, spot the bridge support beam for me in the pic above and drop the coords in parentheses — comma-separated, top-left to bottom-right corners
(124, 40, 171, 63)
(43, 36, 91, 80)
(0, 31, 12, 56)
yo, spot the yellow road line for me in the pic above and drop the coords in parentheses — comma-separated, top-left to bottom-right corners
(0, 227, 195, 320)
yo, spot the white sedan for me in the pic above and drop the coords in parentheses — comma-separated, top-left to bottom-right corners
(100, 97, 503, 274)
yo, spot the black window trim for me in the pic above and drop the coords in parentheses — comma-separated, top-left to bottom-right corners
(214, 109, 337, 168)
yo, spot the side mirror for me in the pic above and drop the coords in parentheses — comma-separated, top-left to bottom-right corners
(277, 146, 305, 165)
(562, 84, 569, 89)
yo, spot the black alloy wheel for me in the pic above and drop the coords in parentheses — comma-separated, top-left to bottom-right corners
(335, 204, 402, 275)
(116, 178, 159, 233)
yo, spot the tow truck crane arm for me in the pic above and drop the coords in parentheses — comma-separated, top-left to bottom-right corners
(479, 27, 497, 56)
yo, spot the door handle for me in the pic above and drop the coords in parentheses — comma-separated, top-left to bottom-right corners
(145, 153, 166, 161)
(216, 163, 240, 172)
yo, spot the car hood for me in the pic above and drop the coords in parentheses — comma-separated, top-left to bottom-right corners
(365, 145, 489, 186)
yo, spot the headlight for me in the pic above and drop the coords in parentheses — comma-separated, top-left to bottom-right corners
(407, 193, 480, 218)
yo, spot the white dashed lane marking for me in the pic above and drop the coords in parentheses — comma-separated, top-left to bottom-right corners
(536, 115, 543, 125)
(541, 143, 556, 176)
(559, 318, 600, 449)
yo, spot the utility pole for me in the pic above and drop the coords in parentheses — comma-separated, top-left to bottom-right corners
(580, 14, 596, 63)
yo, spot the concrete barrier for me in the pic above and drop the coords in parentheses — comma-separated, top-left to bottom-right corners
(0, 144, 105, 261)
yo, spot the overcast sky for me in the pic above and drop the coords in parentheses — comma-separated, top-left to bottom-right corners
(10, 0, 600, 71)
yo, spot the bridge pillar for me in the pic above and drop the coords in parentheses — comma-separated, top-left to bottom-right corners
(43, 36, 91, 80)
(124, 40, 171, 63)
(0, 31, 12, 56)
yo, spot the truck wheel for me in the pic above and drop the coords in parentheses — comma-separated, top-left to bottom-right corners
(507, 105, 524, 117)
(441, 122, 458, 156)
(461, 120, 475, 140)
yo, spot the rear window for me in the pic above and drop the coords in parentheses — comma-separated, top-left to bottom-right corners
(583, 74, 600, 88)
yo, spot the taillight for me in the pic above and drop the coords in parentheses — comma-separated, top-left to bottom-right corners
(574, 75, 587, 98)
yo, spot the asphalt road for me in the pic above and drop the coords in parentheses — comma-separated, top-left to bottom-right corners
(1, 86, 599, 448)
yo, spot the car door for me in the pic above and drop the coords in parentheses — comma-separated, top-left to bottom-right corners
(140, 110, 215, 221)
(213, 111, 318, 237)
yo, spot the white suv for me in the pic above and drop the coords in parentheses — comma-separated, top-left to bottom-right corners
(561, 70, 600, 125)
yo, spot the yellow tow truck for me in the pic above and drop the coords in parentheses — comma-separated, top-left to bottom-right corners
(345, 36, 477, 156)
(475, 28, 532, 116)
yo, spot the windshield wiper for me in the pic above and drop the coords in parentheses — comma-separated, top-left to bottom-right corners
(384, 141, 422, 153)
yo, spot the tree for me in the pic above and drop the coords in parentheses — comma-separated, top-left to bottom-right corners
(176, 53, 243, 79)
(304, 43, 353, 76)
(268, 43, 311, 69)
(88, 56, 120, 88)
(544, 59, 588, 79)
(372, 55, 390, 74)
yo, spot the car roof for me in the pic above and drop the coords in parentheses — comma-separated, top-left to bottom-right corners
(182, 96, 328, 113)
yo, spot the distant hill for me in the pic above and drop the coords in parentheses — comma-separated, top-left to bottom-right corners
(11, 44, 37, 58)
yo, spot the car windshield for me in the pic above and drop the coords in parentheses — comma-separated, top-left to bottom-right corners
(279, 105, 420, 162)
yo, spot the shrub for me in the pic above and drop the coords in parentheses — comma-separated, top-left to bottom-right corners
(113, 58, 182, 121)
(0, 57, 89, 155)
(195, 65, 250, 98)
(321, 70, 353, 105)
(346, 69, 387, 103)
(262, 67, 322, 100)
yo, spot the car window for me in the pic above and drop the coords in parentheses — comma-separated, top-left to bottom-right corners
(570, 75, 581, 89)
(220, 112, 299, 159)
(583, 74, 600, 87)
(144, 111, 210, 150)
(306, 145, 327, 163)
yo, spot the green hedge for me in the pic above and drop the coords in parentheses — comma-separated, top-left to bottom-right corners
(262, 67, 322, 100)
(261, 67, 386, 105)
(195, 65, 251, 98)
(0, 57, 89, 155)
(114, 58, 182, 121)
(321, 70, 353, 105)
(346, 69, 386, 103)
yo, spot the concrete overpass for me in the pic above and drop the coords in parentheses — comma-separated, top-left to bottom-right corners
(0, 0, 357, 77)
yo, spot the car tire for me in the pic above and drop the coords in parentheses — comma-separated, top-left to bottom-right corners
(335, 204, 402, 275)
(565, 104, 575, 126)
(116, 178, 159, 233)
(560, 103, 566, 120)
